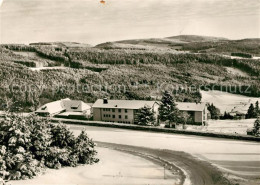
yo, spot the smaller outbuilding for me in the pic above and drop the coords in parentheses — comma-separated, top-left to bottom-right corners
(230, 104, 250, 119)
(176, 102, 208, 125)
(35, 98, 91, 119)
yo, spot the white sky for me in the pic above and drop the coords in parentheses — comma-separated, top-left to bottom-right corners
(0, 0, 259, 45)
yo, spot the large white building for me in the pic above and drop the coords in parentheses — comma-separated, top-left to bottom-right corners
(92, 99, 208, 125)
(92, 99, 159, 124)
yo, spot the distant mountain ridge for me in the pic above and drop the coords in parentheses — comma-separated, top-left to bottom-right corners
(97, 35, 229, 47)
(95, 35, 260, 56)
(165, 35, 228, 42)
(9, 35, 260, 55)
(26, 35, 259, 51)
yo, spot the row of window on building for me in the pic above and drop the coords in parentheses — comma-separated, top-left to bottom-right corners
(103, 114, 128, 119)
(102, 120, 132, 124)
(103, 108, 128, 113)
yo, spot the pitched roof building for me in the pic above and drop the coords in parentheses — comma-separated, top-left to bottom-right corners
(92, 99, 159, 124)
(176, 102, 206, 112)
(35, 99, 68, 116)
(176, 102, 208, 124)
(92, 99, 207, 125)
(35, 98, 91, 118)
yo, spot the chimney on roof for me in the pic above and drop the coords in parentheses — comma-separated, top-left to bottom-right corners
(103, 98, 108, 104)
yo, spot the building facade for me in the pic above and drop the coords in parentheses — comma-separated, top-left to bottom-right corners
(92, 99, 159, 124)
(176, 102, 208, 125)
(92, 99, 207, 125)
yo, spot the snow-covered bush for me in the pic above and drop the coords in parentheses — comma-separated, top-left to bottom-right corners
(0, 114, 99, 181)
(73, 130, 99, 164)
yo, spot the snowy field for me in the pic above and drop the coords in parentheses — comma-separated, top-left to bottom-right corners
(201, 90, 260, 114)
(224, 67, 249, 77)
(206, 119, 256, 135)
(11, 147, 177, 185)
(185, 119, 256, 135)
(186, 90, 260, 135)
(29, 66, 67, 71)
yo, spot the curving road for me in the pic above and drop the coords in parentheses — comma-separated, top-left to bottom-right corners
(70, 125, 260, 184)
(98, 142, 231, 185)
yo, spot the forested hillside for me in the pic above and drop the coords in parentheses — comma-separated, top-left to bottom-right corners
(0, 35, 259, 112)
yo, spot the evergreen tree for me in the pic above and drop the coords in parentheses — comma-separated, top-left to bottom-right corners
(137, 106, 156, 126)
(208, 103, 220, 120)
(222, 111, 233, 120)
(252, 117, 260, 136)
(223, 111, 228, 119)
(246, 103, 256, 119)
(158, 91, 180, 124)
(255, 101, 259, 116)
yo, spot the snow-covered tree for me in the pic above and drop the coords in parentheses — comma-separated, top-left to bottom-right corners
(137, 106, 156, 126)
(0, 114, 99, 181)
(159, 91, 180, 124)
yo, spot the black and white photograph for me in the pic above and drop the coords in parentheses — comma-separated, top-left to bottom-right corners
(0, 0, 260, 184)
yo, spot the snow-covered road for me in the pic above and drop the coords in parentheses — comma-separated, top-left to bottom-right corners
(70, 125, 260, 177)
